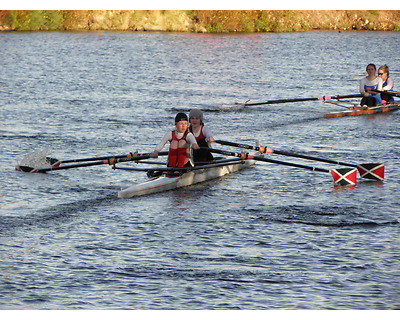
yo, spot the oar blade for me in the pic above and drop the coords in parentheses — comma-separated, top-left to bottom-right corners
(330, 168, 358, 186)
(356, 163, 384, 181)
(45, 157, 61, 167)
(15, 165, 42, 173)
(16, 158, 56, 173)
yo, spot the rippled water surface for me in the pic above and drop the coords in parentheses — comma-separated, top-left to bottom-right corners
(1, 31, 400, 309)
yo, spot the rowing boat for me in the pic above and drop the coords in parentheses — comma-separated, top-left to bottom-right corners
(235, 91, 399, 119)
(323, 102, 400, 118)
(16, 140, 377, 194)
(117, 158, 255, 198)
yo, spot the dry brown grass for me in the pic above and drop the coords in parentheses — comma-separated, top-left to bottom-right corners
(1, 10, 399, 32)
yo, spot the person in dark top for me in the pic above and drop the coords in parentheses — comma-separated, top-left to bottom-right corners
(189, 109, 214, 165)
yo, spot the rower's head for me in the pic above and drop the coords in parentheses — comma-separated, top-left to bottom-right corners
(366, 63, 376, 75)
(189, 109, 204, 126)
(378, 65, 389, 79)
(174, 112, 189, 133)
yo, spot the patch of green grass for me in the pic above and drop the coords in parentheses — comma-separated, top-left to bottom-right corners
(207, 22, 224, 32)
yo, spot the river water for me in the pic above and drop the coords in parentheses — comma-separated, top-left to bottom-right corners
(1, 31, 399, 310)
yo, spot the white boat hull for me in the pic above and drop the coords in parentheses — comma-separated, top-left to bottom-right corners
(118, 159, 255, 198)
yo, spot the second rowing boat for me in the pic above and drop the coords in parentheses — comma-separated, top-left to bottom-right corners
(117, 158, 255, 198)
(324, 102, 400, 118)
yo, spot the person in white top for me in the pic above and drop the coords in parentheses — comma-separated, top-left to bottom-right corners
(359, 64, 383, 106)
(151, 112, 198, 168)
(378, 64, 395, 104)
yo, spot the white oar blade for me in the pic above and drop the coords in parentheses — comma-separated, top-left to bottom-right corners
(15, 149, 54, 173)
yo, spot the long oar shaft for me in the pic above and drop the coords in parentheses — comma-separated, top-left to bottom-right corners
(114, 159, 245, 172)
(215, 140, 355, 167)
(243, 94, 362, 106)
(207, 147, 358, 185)
(214, 140, 383, 182)
(20, 152, 168, 173)
(270, 149, 354, 166)
(52, 153, 141, 164)
(244, 97, 320, 106)
(207, 148, 330, 173)
(375, 90, 400, 98)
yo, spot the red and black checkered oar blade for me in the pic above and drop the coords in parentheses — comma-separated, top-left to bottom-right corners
(329, 168, 358, 186)
(356, 163, 384, 181)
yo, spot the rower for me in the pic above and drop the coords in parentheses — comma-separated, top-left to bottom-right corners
(359, 63, 383, 106)
(151, 112, 199, 170)
(378, 65, 395, 104)
(189, 109, 215, 165)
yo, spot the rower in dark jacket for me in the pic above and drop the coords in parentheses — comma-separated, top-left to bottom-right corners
(189, 109, 215, 165)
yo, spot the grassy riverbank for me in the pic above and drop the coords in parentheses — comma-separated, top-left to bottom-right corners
(1, 10, 399, 32)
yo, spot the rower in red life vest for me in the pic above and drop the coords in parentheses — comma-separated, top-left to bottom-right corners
(151, 112, 199, 168)
(189, 109, 215, 165)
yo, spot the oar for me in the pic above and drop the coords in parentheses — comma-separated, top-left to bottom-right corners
(375, 90, 400, 98)
(242, 94, 362, 106)
(214, 140, 384, 181)
(205, 147, 357, 186)
(114, 159, 246, 172)
(16, 151, 168, 173)
(45, 152, 143, 167)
